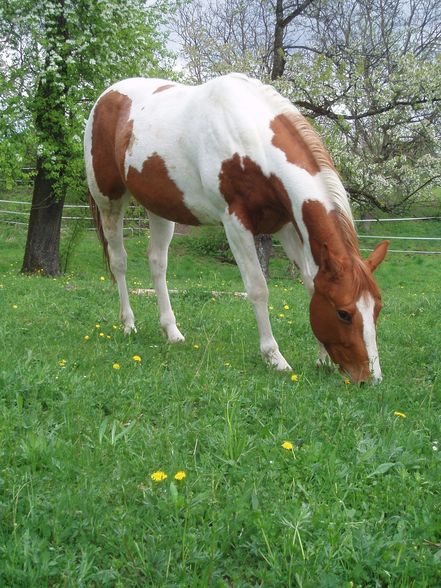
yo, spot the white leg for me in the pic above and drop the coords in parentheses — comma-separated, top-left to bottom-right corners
(98, 194, 136, 334)
(223, 213, 291, 371)
(147, 212, 184, 342)
(276, 223, 332, 367)
(276, 223, 315, 293)
(316, 343, 333, 369)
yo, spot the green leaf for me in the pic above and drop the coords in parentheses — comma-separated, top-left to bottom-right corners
(368, 462, 398, 477)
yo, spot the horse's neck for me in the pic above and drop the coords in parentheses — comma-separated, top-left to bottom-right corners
(292, 199, 356, 292)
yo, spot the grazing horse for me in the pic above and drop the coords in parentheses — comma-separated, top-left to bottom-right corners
(84, 73, 389, 383)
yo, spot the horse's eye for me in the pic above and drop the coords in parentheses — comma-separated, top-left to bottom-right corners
(337, 310, 352, 324)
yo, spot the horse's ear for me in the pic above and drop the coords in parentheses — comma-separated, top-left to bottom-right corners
(366, 240, 390, 272)
(321, 243, 343, 281)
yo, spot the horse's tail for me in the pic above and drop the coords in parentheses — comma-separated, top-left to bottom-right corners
(87, 191, 112, 278)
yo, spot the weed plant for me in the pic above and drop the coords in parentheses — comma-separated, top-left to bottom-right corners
(0, 227, 440, 587)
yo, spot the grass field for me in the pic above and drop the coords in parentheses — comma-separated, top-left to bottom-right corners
(0, 225, 440, 587)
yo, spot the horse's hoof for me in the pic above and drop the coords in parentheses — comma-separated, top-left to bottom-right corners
(165, 326, 185, 342)
(265, 351, 292, 371)
(123, 324, 137, 335)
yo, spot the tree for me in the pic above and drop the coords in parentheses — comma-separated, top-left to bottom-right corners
(172, 0, 441, 215)
(279, 0, 441, 213)
(0, 0, 170, 275)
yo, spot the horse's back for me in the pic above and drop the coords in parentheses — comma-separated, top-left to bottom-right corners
(85, 74, 334, 231)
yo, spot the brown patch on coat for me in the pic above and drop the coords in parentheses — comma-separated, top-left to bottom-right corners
(91, 90, 134, 200)
(219, 153, 302, 237)
(126, 154, 200, 225)
(301, 200, 347, 266)
(153, 84, 176, 94)
(270, 113, 335, 173)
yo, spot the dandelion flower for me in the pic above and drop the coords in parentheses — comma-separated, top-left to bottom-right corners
(99, 332, 105, 337)
(112, 362, 121, 370)
(106, 335, 111, 339)
(193, 344, 199, 349)
(282, 441, 294, 450)
(174, 471, 186, 481)
(112, 325, 118, 330)
(95, 323, 100, 329)
(100, 276, 105, 281)
(151, 471, 167, 482)
(344, 379, 351, 385)
(284, 304, 290, 310)
(12, 304, 18, 309)
(279, 313, 285, 318)
(58, 359, 66, 367)
(84, 335, 90, 341)
(132, 355, 141, 362)
(394, 411, 407, 419)
(291, 373, 299, 382)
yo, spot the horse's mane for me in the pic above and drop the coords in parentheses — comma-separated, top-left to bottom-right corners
(236, 75, 361, 261)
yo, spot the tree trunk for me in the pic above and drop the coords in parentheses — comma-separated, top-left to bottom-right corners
(21, 158, 64, 276)
(254, 234, 273, 281)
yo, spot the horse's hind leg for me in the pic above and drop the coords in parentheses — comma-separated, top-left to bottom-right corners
(147, 212, 185, 342)
(96, 193, 136, 334)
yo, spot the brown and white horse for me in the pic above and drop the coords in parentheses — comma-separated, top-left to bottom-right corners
(84, 74, 389, 383)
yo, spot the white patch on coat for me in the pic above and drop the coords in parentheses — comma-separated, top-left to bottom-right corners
(356, 294, 382, 382)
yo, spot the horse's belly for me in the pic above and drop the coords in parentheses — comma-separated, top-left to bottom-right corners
(125, 154, 202, 225)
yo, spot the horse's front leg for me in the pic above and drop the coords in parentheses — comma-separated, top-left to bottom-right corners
(147, 212, 185, 342)
(316, 342, 333, 370)
(277, 223, 330, 369)
(223, 213, 292, 371)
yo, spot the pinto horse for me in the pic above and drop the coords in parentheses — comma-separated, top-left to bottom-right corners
(85, 74, 389, 383)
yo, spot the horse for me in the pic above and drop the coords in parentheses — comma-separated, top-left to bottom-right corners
(84, 73, 389, 383)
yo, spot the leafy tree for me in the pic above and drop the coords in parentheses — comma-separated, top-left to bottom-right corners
(173, 0, 441, 214)
(0, 0, 170, 275)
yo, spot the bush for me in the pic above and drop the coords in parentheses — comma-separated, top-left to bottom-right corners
(184, 226, 235, 263)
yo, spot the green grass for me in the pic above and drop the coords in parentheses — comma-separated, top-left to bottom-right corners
(0, 226, 440, 587)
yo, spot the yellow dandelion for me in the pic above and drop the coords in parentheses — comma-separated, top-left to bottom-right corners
(224, 361, 231, 367)
(282, 441, 294, 450)
(151, 470, 167, 482)
(193, 344, 199, 349)
(344, 379, 351, 385)
(58, 359, 66, 367)
(112, 362, 121, 370)
(100, 276, 105, 281)
(174, 471, 186, 481)
(132, 355, 142, 362)
(12, 304, 18, 309)
(84, 335, 90, 341)
(106, 335, 111, 339)
(95, 323, 100, 329)
(99, 332, 105, 337)
(112, 325, 118, 330)
(279, 313, 285, 318)
(394, 411, 407, 419)
(291, 373, 299, 382)
(284, 304, 290, 310)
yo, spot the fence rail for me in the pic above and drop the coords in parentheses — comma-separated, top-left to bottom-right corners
(1, 199, 440, 254)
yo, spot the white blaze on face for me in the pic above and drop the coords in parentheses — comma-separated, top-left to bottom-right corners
(356, 293, 382, 382)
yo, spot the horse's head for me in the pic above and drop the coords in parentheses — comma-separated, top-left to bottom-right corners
(309, 240, 389, 383)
